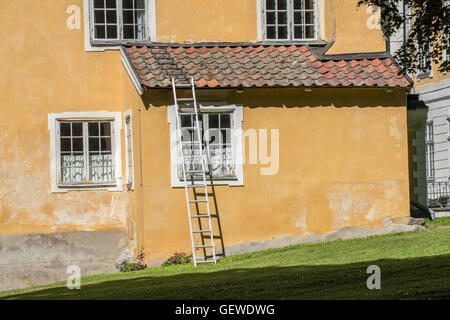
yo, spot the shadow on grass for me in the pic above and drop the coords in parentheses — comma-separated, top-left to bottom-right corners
(3, 254, 450, 300)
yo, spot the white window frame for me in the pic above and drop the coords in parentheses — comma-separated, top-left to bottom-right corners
(260, 0, 320, 42)
(425, 121, 435, 181)
(168, 104, 244, 188)
(84, 0, 157, 52)
(124, 109, 135, 190)
(48, 111, 123, 193)
(416, 43, 433, 80)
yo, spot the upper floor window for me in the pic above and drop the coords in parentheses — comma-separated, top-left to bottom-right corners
(425, 122, 435, 180)
(263, 0, 317, 41)
(91, 0, 148, 42)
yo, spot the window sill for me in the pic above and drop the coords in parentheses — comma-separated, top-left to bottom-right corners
(52, 183, 122, 193)
(262, 39, 327, 46)
(171, 178, 242, 188)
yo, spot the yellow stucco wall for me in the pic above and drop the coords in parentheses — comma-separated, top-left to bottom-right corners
(0, 0, 407, 264)
(0, 0, 130, 234)
(135, 88, 410, 263)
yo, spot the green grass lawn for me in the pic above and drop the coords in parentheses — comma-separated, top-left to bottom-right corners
(2, 217, 450, 300)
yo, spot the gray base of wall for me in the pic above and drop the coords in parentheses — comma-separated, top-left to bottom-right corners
(224, 224, 425, 256)
(0, 230, 128, 292)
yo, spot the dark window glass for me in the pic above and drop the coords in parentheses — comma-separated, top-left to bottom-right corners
(267, 26, 276, 39)
(266, 0, 275, 10)
(73, 138, 84, 152)
(60, 123, 71, 137)
(123, 0, 133, 9)
(94, 0, 104, 9)
(94, 10, 105, 23)
(123, 25, 135, 39)
(95, 25, 106, 39)
(277, 0, 287, 9)
(89, 138, 100, 152)
(209, 114, 219, 128)
(106, 10, 117, 23)
(123, 10, 134, 24)
(278, 11, 287, 24)
(220, 114, 231, 128)
(100, 122, 111, 136)
(72, 123, 83, 137)
(60, 138, 71, 152)
(89, 122, 99, 136)
(106, 0, 116, 9)
(278, 26, 288, 39)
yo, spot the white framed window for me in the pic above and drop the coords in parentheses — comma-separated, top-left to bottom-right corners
(85, 0, 156, 50)
(417, 43, 433, 80)
(168, 105, 244, 188)
(124, 110, 135, 190)
(48, 112, 123, 193)
(425, 122, 435, 180)
(262, 0, 318, 41)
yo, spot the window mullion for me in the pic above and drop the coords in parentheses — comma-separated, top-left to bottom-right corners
(118, 0, 123, 40)
(83, 122, 89, 183)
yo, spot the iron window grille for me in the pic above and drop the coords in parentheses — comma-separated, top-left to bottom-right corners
(178, 111, 235, 180)
(58, 120, 115, 186)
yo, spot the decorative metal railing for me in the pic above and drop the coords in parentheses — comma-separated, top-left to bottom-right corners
(427, 182, 450, 208)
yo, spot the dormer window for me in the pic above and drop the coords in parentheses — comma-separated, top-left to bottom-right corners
(90, 0, 149, 42)
(263, 0, 318, 41)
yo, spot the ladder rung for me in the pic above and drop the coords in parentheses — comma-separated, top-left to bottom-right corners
(194, 193, 209, 197)
(178, 112, 197, 116)
(185, 170, 204, 173)
(192, 230, 211, 233)
(188, 185, 207, 188)
(191, 215, 210, 218)
(177, 98, 195, 102)
(194, 245, 214, 248)
(175, 83, 192, 88)
(181, 127, 202, 130)
(189, 200, 208, 203)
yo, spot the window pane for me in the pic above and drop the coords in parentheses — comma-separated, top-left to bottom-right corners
(277, 0, 287, 10)
(266, 11, 276, 24)
(100, 122, 111, 136)
(72, 138, 84, 152)
(89, 122, 99, 136)
(106, 10, 117, 23)
(305, 11, 314, 24)
(222, 130, 231, 145)
(294, 11, 303, 24)
(305, 25, 315, 38)
(278, 26, 288, 39)
(94, 0, 105, 9)
(101, 137, 111, 152)
(60, 123, 71, 136)
(181, 115, 192, 128)
(106, 0, 116, 8)
(209, 114, 219, 128)
(107, 25, 118, 39)
(95, 25, 106, 39)
(294, 0, 303, 10)
(135, 10, 146, 25)
(123, 25, 135, 39)
(294, 26, 304, 39)
(60, 138, 71, 152)
(123, 10, 134, 24)
(266, 0, 275, 10)
(305, 0, 314, 9)
(135, 0, 145, 9)
(89, 138, 100, 151)
(220, 114, 231, 128)
(266, 26, 276, 39)
(72, 123, 83, 136)
(123, 0, 133, 9)
(94, 10, 105, 24)
(277, 11, 287, 24)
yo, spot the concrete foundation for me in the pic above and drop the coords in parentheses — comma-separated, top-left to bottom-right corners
(0, 230, 128, 292)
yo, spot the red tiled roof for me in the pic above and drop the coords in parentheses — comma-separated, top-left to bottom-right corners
(123, 44, 411, 89)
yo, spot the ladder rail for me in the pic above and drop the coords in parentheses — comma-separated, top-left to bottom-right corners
(172, 76, 217, 266)
(172, 77, 198, 267)
(190, 77, 217, 265)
